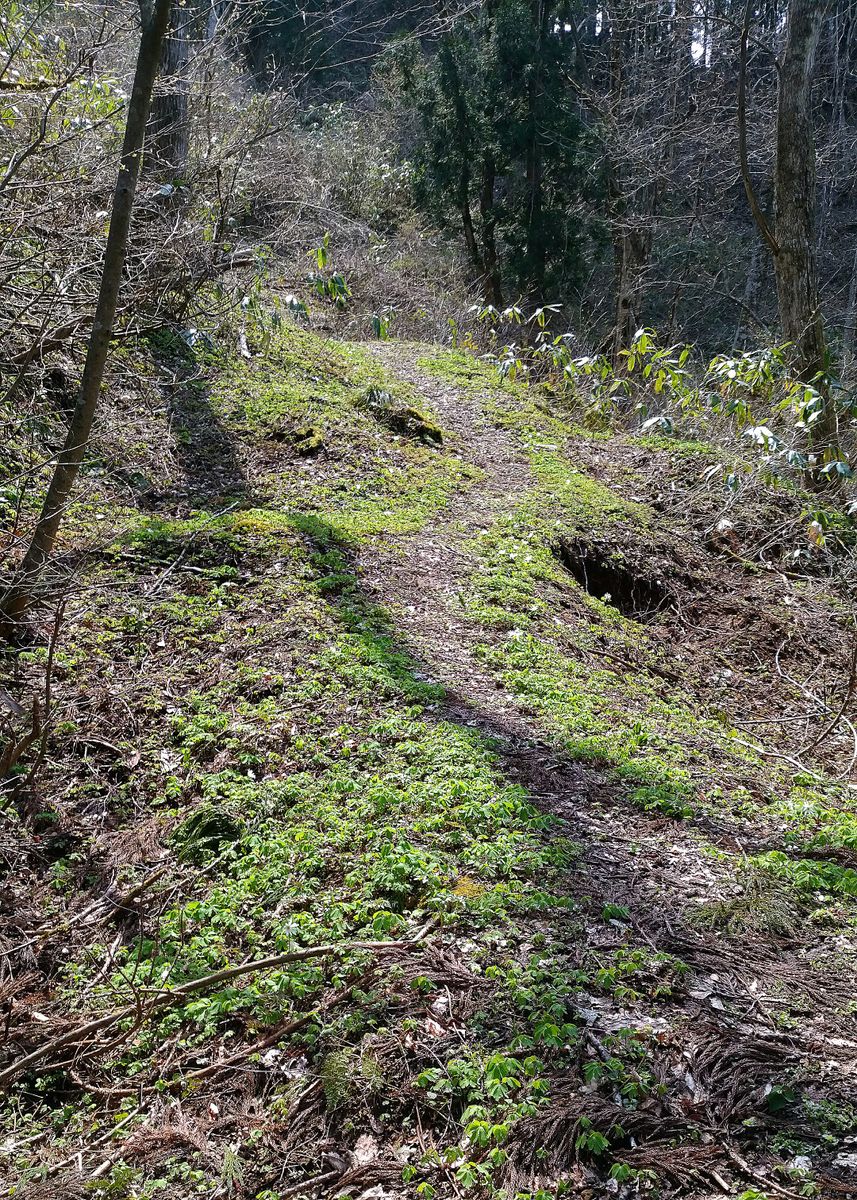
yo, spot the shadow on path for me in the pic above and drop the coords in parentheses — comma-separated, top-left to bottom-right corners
(148, 339, 250, 510)
(293, 511, 856, 1196)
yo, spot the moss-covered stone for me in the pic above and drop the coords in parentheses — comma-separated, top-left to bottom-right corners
(359, 386, 443, 444)
(292, 424, 325, 455)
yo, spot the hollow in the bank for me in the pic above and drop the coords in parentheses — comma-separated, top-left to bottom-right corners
(554, 539, 673, 622)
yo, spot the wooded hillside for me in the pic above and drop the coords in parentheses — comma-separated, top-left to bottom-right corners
(2, 4, 857, 1199)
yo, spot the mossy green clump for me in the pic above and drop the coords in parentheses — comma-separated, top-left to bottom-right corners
(691, 867, 800, 937)
(321, 1048, 356, 1108)
(386, 404, 443, 444)
(359, 385, 443, 444)
(417, 347, 495, 390)
(173, 804, 243, 863)
(628, 434, 721, 459)
(200, 326, 472, 540)
(211, 325, 389, 438)
(292, 424, 325, 455)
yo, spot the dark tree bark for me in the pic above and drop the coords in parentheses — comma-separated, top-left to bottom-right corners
(738, 0, 778, 256)
(610, 210, 651, 364)
(774, 0, 838, 460)
(524, 0, 551, 300)
(479, 152, 504, 307)
(775, 0, 827, 379)
(147, 0, 191, 176)
(438, 40, 481, 268)
(842, 244, 857, 375)
(739, 0, 839, 470)
(1, 0, 173, 636)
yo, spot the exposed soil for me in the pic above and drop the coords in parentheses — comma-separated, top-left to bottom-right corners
(552, 538, 676, 622)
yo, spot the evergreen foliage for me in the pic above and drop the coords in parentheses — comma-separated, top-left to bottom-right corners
(394, 1, 594, 305)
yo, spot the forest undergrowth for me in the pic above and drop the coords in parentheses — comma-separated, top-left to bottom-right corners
(2, 315, 857, 1200)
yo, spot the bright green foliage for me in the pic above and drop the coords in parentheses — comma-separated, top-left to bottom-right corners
(308, 234, 352, 308)
(72, 529, 576, 1040)
(473, 315, 855, 485)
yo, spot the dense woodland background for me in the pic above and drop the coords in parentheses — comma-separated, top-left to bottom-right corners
(244, 0, 857, 356)
(6, 0, 857, 371)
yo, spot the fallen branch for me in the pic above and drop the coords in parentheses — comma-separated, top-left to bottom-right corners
(31, 1104, 144, 1182)
(797, 631, 857, 758)
(722, 1145, 810, 1200)
(280, 1169, 342, 1199)
(0, 931, 430, 1088)
(0, 699, 42, 780)
(106, 862, 170, 921)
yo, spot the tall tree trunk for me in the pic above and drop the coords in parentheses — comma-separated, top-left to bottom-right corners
(147, 0, 191, 176)
(733, 239, 762, 351)
(0, 0, 173, 637)
(524, 0, 551, 300)
(774, 0, 838, 458)
(612, 226, 633, 363)
(438, 40, 480, 268)
(611, 220, 650, 364)
(842, 245, 857, 381)
(479, 152, 504, 307)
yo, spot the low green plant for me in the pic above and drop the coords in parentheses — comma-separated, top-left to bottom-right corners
(308, 232, 351, 308)
(470, 311, 854, 486)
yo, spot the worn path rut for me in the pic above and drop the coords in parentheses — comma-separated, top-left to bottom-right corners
(351, 341, 857, 1197)
(357, 341, 539, 734)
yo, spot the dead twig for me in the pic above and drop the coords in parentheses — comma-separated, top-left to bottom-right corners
(796, 627, 857, 758)
(280, 1170, 342, 1198)
(722, 1145, 811, 1200)
(0, 929, 433, 1087)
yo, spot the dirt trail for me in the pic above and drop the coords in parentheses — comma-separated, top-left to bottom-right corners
(358, 341, 540, 736)
(352, 344, 737, 902)
(354, 342, 857, 1196)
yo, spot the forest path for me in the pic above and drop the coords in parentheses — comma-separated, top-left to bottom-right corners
(357, 340, 541, 736)
(351, 340, 857, 1196)
(353, 342, 757, 921)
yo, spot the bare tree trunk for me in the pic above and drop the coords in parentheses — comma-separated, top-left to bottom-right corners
(438, 40, 480, 268)
(479, 152, 503, 308)
(775, 0, 827, 382)
(147, 0, 191, 176)
(842, 245, 857, 381)
(738, 0, 778, 256)
(774, 0, 837, 461)
(524, 0, 552, 300)
(0, 0, 173, 637)
(611, 221, 650, 363)
(612, 227, 633, 363)
(733, 239, 762, 351)
(740, 0, 839, 471)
